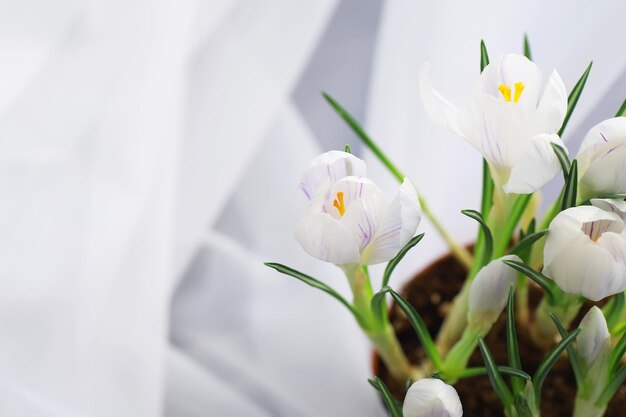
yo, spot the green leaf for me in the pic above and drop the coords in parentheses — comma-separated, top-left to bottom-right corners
(532, 327, 581, 403)
(372, 377, 403, 417)
(558, 62, 592, 137)
(606, 292, 625, 332)
(523, 34, 532, 61)
(480, 40, 490, 72)
(371, 287, 390, 326)
(550, 142, 571, 182)
(503, 259, 558, 304)
(509, 230, 547, 257)
(461, 209, 493, 266)
(264, 263, 362, 322)
(457, 366, 531, 381)
(478, 337, 514, 406)
(616, 98, 626, 117)
(382, 233, 425, 287)
(344, 144, 351, 153)
(506, 289, 524, 394)
(550, 313, 586, 393)
(561, 160, 578, 210)
(323, 92, 404, 182)
(388, 289, 443, 369)
(598, 366, 626, 406)
(610, 330, 626, 374)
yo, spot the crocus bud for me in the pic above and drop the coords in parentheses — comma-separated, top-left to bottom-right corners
(403, 378, 463, 417)
(578, 306, 611, 367)
(576, 117, 626, 200)
(468, 255, 521, 331)
(543, 206, 626, 301)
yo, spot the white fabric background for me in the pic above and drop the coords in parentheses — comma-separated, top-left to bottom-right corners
(0, 1, 624, 416)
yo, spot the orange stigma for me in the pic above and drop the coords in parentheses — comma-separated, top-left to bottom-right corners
(333, 191, 346, 216)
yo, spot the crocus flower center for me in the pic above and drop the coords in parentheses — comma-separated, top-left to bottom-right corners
(498, 82, 525, 103)
(333, 191, 346, 216)
(581, 219, 618, 243)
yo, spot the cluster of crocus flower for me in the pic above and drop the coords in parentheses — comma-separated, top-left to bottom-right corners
(267, 38, 626, 417)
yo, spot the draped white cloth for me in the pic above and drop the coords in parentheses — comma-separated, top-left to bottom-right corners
(0, 1, 624, 416)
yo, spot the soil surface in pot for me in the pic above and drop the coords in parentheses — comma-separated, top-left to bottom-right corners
(375, 250, 626, 416)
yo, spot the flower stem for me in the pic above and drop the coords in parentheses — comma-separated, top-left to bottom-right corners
(573, 397, 607, 417)
(343, 266, 418, 381)
(419, 195, 473, 270)
(531, 295, 582, 347)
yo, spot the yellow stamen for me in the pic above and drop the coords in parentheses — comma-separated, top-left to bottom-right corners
(513, 82, 525, 103)
(333, 191, 346, 216)
(498, 84, 512, 102)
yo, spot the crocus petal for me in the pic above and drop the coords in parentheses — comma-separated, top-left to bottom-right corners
(294, 213, 360, 265)
(419, 63, 464, 137)
(468, 255, 520, 318)
(359, 179, 421, 265)
(403, 379, 463, 417)
(578, 306, 611, 366)
(479, 54, 542, 112)
(322, 176, 385, 218)
(576, 117, 626, 198)
(597, 231, 626, 267)
(503, 133, 566, 194)
(299, 151, 366, 200)
(340, 192, 386, 253)
(534, 70, 567, 134)
(591, 199, 626, 221)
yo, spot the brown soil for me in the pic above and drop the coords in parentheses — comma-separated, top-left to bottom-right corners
(374, 250, 626, 416)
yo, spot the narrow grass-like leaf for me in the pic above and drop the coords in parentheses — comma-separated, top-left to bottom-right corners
(462, 209, 493, 265)
(598, 366, 626, 406)
(610, 330, 626, 373)
(480, 40, 490, 72)
(344, 144, 351, 153)
(606, 292, 625, 332)
(558, 62, 593, 137)
(561, 160, 578, 210)
(371, 287, 390, 326)
(550, 313, 586, 392)
(478, 337, 514, 406)
(458, 366, 531, 381)
(523, 34, 532, 61)
(382, 233, 425, 287)
(509, 230, 547, 257)
(323, 92, 404, 182)
(616, 98, 626, 117)
(551, 142, 571, 181)
(506, 289, 524, 394)
(372, 377, 403, 417)
(389, 289, 443, 369)
(265, 263, 362, 322)
(503, 260, 557, 303)
(533, 328, 581, 402)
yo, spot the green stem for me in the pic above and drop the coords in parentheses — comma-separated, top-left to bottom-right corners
(443, 327, 481, 380)
(419, 196, 473, 270)
(532, 296, 583, 346)
(343, 266, 416, 381)
(573, 397, 607, 417)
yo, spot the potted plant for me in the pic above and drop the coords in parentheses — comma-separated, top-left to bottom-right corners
(266, 37, 626, 416)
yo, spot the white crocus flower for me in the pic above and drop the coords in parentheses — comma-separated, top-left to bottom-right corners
(420, 54, 568, 194)
(403, 378, 463, 417)
(468, 255, 521, 331)
(295, 151, 421, 266)
(543, 206, 626, 301)
(576, 117, 626, 200)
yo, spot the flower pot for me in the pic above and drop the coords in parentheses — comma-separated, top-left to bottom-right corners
(372, 250, 626, 416)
